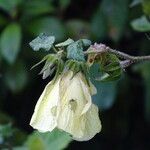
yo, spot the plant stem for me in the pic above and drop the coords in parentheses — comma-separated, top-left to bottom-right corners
(85, 43, 150, 66)
(106, 48, 150, 62)
(52, 45, 58, 53)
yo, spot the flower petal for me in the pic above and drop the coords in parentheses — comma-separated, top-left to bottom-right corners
(79, 78, 92, 115)
(60, 71, 92, 115)
(57, 101, 84, 138)
(89, 81, 97, 95)
(30, 78, 60, 132)
(73, 104, 102, 141)
(57, 71, 99, 139)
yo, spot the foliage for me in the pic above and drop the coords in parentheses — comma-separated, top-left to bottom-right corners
(92, 0, 129, 41)
(13, 129, 72, 150)
(131, 16, 150, 31)
(0, 0, 150, 149)
(29, 34, 55, 51)
(0, 23, 21, 63)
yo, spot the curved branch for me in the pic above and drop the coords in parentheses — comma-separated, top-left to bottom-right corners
(85, 43, 150, 64)
(106, 48, 150, 62)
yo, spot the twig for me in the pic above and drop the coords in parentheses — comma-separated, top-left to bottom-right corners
(107, 48, 150, 62)
(52, 45, 58, 53)
(84, 43, 150, 66)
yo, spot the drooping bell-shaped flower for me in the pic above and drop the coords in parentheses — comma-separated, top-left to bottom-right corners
(57, 71, 101, 141)
(30, 71, 102, 141)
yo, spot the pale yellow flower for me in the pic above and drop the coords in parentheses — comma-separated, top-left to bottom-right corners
(57, 71, 101, 141)
(30, 71, 102, 141)
(30, 77, 61, 132)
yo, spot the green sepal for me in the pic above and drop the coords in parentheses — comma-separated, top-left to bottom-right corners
(103, 62, 121, 72)
(80, 62, 90, 86)
(96, 69, 122, 82)
(90, 53, 122, 82)
(31, 53, 64, 80)
(30, 55, 49, 70)
(64, 60, 80, 73)
(52, 59, 64, 83)
(64, 60, 90, 85)
(39, 56, 56, 79)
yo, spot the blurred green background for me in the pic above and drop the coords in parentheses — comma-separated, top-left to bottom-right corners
(0, 0, 150, 149)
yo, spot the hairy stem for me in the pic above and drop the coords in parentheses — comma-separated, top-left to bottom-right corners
(85, 43, 150, 67)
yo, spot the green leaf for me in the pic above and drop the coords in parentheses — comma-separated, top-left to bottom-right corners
(55, 38, 74, 47)
(130, 0, 141, 7)
(0, 124, 13, 140)
(0, 121, 27, 146)
(23, 0, 54, 17)
(0, 14, 8, 27)
(103, 0, 128, 41)
(28, 17, 65, 41)
(91, 8, 108, 39)
(25, 129, 72, 150)
(131, 16, 150, 31)
(67, 40, 85, 61)
(13, 147, 28, 150)
(13, 129, 27, 146)
(93, 82, 117, 110)
(0, 0, 22, 14)
(29, 34, 55, 51)
(90, 64, 117, 110)
(66, 39, 91, 61)
(92, 0, 128, 41)
(81, 39, 91, 46)
(0, 23, 21, 64)
(142, 0, 150, 15)
(59, 0, 71, 9)
(4, 62, 28, 93)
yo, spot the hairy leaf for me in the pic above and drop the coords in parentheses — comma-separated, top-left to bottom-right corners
(55, 38, 74, 47)
(29, 33, 55, 51)
(67, 40, 85, 61)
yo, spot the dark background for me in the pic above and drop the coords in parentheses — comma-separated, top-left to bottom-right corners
(0, 0, 150, 149)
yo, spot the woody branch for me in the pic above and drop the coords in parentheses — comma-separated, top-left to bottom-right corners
(85, 43, 150, 68)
